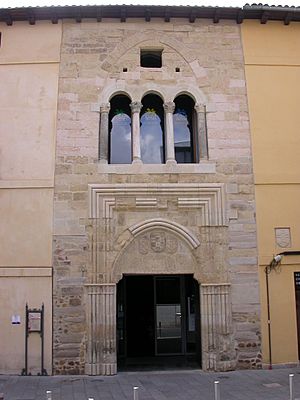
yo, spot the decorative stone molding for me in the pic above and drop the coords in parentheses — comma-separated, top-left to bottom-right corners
(163, 101, 175, 113)
(86, 183, 230, 375)
(97, 162, 216, 174)
(100, 103, 110, 113)
(195, 103, 208, 160)
(130, 101, 143, 162)
(129, 218, 200, 249)
(201, 283, 236, 371)
(130, 101, 142, 114)
(85, 283, 117, 376)
(97, 80, 207, 108)
(135, 197, 157, 208)
(163, 101, 176, 163)
(88, 183, 226, 226)
(99, 103, 111, 163)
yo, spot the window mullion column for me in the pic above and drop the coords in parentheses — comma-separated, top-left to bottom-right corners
(99, 103, 110, 163)
(195, 103, 208, 160)
(164, 101, 176, 164)
(130, 101, 143, 163)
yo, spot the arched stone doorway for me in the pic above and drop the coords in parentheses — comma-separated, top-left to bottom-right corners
(113, 224, 201, 370)
(85, 183, 236, 375)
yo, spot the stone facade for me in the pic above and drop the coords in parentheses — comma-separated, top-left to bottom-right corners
(53, 18, 260, 375)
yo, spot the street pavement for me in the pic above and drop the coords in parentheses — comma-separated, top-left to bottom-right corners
(1, 367, 300, 400)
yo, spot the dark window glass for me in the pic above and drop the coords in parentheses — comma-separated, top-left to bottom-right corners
(173, 95, 196, 163)
(109, 95, 132, 164)
(156, 277, 181, 304)
(140, 50, 162, 68)
(141, 94, 165, 164)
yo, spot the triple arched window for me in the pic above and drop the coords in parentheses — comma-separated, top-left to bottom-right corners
(99, 92, 207, 165)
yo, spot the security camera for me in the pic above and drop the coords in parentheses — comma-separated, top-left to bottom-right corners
(274, 254, 282, 263)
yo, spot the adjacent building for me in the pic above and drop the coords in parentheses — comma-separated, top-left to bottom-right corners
(241, 17, 300, 367)
(0, 4, 299, 375)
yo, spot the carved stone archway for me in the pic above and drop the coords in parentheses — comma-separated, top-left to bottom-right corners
(85, 183, 235, 375)
(112, 218, 200, 283)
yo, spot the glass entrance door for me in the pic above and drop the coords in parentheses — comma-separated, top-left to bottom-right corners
(117, 274, 201, 368)
(155, 276, 183, 355)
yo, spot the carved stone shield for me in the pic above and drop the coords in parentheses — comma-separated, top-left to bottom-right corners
(275, 228, 291, 248)
(138, 235, 149, 254)
(150, 231, 166, 253)
(166, 235, 178, 254)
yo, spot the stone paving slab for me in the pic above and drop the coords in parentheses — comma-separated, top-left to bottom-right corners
(1, 368, 300, 400)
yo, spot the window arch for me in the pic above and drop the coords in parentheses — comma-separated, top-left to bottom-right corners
(109, 94, 132, 164)
(140, 94, 165, 164)
(173, 95, 197, 163)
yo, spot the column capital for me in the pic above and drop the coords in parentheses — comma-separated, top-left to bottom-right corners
(195, 103, 205, 113)
(130, 101, 143, 113)
(163, 101, 175, 113)
(100, 103, 110, 113)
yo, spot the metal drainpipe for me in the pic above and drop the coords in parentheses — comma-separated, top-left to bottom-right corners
(265, 264, 273, 369)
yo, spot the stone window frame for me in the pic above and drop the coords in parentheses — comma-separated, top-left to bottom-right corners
(99, 90, 208, 166)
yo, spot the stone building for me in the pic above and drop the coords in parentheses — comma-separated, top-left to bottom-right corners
(52, 6, 261, 375)
(2, 4, 298, 376)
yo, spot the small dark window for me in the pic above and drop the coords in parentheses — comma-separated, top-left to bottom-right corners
(173, 95, 197, 163)
(140, 49, 162, 68)
(0, 33, 2, 48)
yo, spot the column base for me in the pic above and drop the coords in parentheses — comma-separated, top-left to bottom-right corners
(99, 159, 108, 164)
(132, 159, 143, 164)
(166, 159, 177, 165)
(85, 362, 117, 376)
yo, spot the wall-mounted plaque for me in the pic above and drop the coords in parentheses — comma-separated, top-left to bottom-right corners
(28, 311, 41, 332)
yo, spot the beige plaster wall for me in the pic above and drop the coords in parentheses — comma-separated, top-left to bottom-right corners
(255, 186, 300, 264)
(245, 65, 300, 184)
(0, 273, 52, 374)
(0, 63, 60, 182)
(242, 20, 300, 366)
(0, 188, 54, 267)
(0, 21, 61, 64)
(0, 21, 62, 374)
(242, 20, 300, 66)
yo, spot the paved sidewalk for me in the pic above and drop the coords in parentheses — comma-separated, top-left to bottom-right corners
(1, 368, 300, 400)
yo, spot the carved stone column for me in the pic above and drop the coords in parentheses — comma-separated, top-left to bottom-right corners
(201, 283, 235, 371)
(163, 102, 176, 164)
(195, 103, 208, 160)
(85, 283, 117, 375)
(99, 103, 110, 164)
(130, 101, 142, 163)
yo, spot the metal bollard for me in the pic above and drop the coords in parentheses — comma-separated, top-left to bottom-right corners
(46, 391, 52, 400)
(289, 374, 294, 400)
(133, 386, 139, 400)
(214, 381, 220, 400)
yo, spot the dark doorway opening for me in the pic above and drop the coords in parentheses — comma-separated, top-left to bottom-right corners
(117, 274, 201, 370)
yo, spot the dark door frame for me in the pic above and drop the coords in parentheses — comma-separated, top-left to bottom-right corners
(117, 274, 201, 367)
